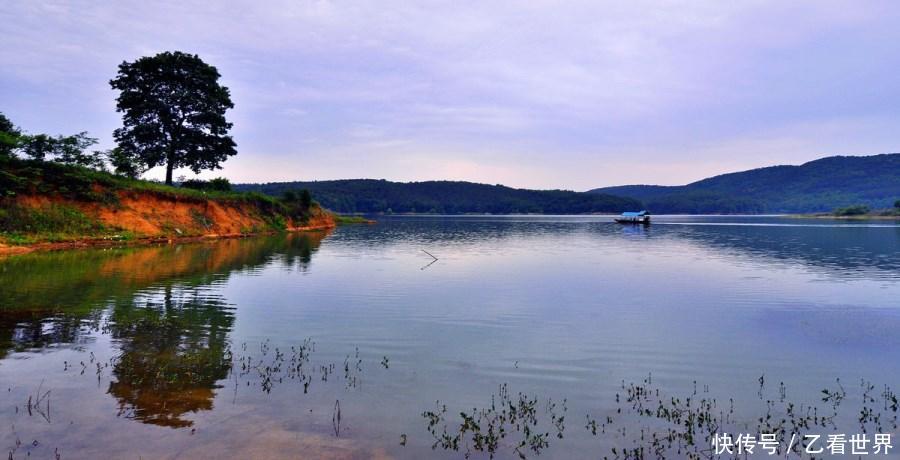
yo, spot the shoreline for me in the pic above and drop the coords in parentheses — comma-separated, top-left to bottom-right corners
(0, 222, 336, 257)
(788, 213, 900, 220)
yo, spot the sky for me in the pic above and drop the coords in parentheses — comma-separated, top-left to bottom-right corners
(2, 1, 899, 190)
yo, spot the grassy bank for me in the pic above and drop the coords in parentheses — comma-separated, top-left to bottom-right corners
(1, 157, 336, 249)
(792, 204, 900, 220)
(1, 156, 282, 207)
(332, 214, 375, 224)
(798, 213, 900, 220)
(0, 201, 132, 245)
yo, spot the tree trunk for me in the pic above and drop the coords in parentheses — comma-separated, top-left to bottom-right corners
(165, 159, 174, 185)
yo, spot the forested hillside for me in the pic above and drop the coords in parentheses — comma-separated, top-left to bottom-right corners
(590, 154, 900, 213)
(236, 179, 641, 214)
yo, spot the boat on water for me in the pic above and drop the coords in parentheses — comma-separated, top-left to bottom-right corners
(615, 210, 650, 225)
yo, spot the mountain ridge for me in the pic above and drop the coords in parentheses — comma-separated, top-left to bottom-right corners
(235, 179, 640, 214)
(589, 153, 900, 213)
(235, 153, 900, 215)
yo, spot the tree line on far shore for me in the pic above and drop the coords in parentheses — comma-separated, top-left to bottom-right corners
(238, 179, 642, 215)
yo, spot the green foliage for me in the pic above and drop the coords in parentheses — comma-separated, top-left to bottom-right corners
(104, 147, 146, 179)
(181, 177, 232, 192)
(591, 154, 900, 213)
(239, 180, 641, 214)
(833, 205, 870, 216)
(277, 188, 315, 223)
(0, 157, 106, 200)
(0, 112, 22, 158)
(1, 112, 103, 169)
(0, 156, 278, 207)
(300, 189, 312, 210)
(110, 51, 237, 185)
(333, 214, 370, 224)
(895, 199, 900, 209)
(0, 202, 106, 241)
(19, 132, 101, 167)
(261, 213, 287, 231)
(209, 177, 232, 192)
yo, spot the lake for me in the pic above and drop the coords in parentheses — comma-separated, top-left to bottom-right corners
(2, 215, 899, 459)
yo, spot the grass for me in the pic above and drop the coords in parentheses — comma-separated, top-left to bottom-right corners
(0, 202, 115, 244)
(1, 156, 286, 211)
(790, 206, 900, 220)
(333, 214, 374, 225)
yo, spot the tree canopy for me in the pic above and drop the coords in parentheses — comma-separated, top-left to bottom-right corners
(110, 51, 237, 185)
(104, 147, 146, 179)
(20, 132, 100, 167)
(1, 112, 101, 167)
(0, 112, 22, 158)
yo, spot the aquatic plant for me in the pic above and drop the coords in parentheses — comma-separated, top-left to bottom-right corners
(423, 373, 899, 459)
(422, 383, 568, 459)
(591, 375, 899, 459)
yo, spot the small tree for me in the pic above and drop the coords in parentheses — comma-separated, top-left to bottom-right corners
(279, 189, 314, 221)
(110, 51, 237, 185)
(280, 189, 312, 210)
(300, 189, 312, 210)
(20, 132, 100, 167)
(207, 177, 232, 192)
(104, 147, 146, 179)
(0, 113, 103, 168)
(0, 112, 22, 158)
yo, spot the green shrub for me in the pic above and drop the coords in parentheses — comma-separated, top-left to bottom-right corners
(0, 202, 105, 237)
(833, 205, 870, 216)
(181, 177, 232, 192)
(333, 214, 370, 224)
(277, 188, 316, 224)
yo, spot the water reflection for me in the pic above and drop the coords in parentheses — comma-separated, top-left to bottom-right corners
(0, 231, 328, 360)
(335, 216, 900, 277)
(2, 217, 899, 459)
(660, 221, 900, 277)
(0, 231, 328, 437)
(0, 309, 99, 360)
(106, 287, 234, 428)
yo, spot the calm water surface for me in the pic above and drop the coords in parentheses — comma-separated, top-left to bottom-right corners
(1, 215, 899, 458)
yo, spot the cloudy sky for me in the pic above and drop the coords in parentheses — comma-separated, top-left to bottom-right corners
(2, 1, 899, 190)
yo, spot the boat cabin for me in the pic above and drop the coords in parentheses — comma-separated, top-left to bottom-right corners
(615, 210, 650, 225)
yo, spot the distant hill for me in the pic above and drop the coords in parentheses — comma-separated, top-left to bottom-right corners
(235, 179, 641, 214)
(589, 154, 900, 214)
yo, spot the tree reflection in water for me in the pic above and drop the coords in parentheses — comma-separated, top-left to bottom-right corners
(0, 231, 329, 429)
(106, 286, 234, 428)
(0, 232, 327, 358)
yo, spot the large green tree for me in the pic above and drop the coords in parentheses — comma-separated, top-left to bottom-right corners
(110, 51, 237, 185)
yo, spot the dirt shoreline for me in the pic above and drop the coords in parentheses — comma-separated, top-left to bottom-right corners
(0, 222, 336, 257)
